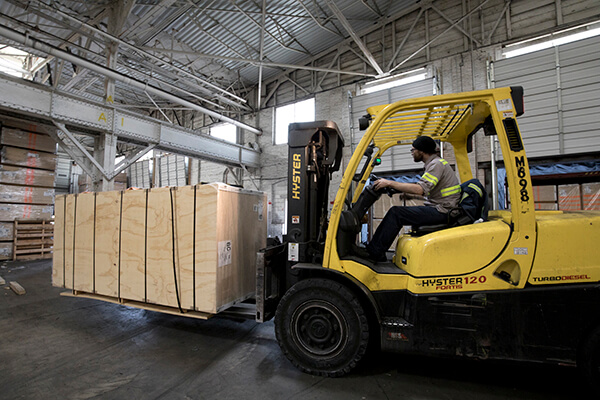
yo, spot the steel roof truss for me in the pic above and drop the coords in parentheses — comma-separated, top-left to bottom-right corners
(324, 0, 384, 75)
(0, 75, 260, 168)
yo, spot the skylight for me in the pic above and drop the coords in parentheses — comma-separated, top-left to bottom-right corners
(0, 45, 45, 80)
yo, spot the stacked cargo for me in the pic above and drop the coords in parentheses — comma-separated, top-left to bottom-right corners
(0, 122, 56, 260)
(53, 183, 267, 315)
(78, 171, 128, 192)
(532, 185, 558, 210)
(371, 194, 425, 250)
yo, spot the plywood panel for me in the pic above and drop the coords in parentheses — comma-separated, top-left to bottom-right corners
(235, 191, 265, 305)
(215, 187, 267, 311)
(217, 190, 241, 309)
(64, 195, 76, 289)
(52, 195, 65, 287)
(194, 184, 218, 313)
(120, 189, 147, 302)
(94, 191, 121, 297)
(73, 192, 94, 293)
(146, 187, 178, 307)
(173, 186, 195, 310)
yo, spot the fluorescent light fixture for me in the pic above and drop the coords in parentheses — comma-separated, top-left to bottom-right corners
(361, 68, 427, 95)
(504, 21, 600, 58)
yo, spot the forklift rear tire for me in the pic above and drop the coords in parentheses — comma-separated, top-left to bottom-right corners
(580, 326, 600, 394)
(274, 278, 369, 377)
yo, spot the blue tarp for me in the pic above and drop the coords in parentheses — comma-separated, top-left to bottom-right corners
(497, 161, 600, 209)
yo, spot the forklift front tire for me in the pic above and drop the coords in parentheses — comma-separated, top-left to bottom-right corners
(274, 278, 369, 377)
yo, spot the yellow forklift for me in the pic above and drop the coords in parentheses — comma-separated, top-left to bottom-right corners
(257, 87, 600, 390)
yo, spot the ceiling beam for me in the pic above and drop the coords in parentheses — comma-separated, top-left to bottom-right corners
(0, 74, 261, 167)
(228, 0, 310, 56)
(297, 0, 344, 38)
(388, 0, 493, 74)
(261, 2, 424, 89)
(28, 0, 248, 108)
(0, 24, 261, 135)
(139, 46, 376, 77)
(323, 0, 384, 76)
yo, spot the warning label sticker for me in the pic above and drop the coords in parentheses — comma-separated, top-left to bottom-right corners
(218, 240, 232, 267)
(496, 98, 512, 112)
(514, 247, 528, 255)
(288, 243, 299, 262)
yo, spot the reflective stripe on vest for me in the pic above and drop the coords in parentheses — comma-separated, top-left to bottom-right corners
(441, 185, 461, 197)
(468, 182, 483, 197)
(422, 172, 439, 185)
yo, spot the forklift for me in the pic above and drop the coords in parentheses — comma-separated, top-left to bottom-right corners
(256, 87, 600, 390)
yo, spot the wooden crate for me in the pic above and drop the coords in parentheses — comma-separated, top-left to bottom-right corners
(13, 219, 53, 261)
(0, 204, 54, 221)
(1, 128, 57, 153)
(0, 165, 55, 187)
(0, 146, 57, 171)
(53, 183, 267, 314)
(0, 184, 54, 204)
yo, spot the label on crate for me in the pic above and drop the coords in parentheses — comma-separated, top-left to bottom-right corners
(257, 201, 263, 221)
(218, 240, 232, 267)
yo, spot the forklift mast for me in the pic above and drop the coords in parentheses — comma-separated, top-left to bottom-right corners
(256, 121, 344, 323)
(286, 121, 344, 263)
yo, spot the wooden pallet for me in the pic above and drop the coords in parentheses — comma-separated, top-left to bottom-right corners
(13, 219, 53, 261)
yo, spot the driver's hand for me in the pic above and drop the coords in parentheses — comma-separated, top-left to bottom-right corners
(373, 178, 392, 191)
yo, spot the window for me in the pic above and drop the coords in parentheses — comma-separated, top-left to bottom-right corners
(209, 123, 237, 143)
(274, 98, 315, 145)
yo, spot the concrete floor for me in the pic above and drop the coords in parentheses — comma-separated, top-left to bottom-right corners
(0, 259, 591, 400)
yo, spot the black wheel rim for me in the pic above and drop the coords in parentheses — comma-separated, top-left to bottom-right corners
(291, 300, 347, 358)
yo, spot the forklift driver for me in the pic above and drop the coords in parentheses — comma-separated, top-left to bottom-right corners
(365, 136, 461, 262)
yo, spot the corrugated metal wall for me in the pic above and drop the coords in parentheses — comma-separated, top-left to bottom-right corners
(158, 154, 187, 187)
(492, 35, 600, 159)
(54, 154, 71, 195)
(129, 159, 152, 189)
(350, 78, 435, 173)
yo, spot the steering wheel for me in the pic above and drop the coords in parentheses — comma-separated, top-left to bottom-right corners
(369, 174, 400, 197)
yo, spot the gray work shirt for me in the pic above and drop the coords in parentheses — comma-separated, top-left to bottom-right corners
(416, 155, 461, 213)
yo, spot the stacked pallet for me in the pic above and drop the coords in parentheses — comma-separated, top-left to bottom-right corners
(0, 121, 56, 259)
(13, 219, 53, 260)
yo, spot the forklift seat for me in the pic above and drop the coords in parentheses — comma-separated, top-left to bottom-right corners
(411, 179, 488, 236)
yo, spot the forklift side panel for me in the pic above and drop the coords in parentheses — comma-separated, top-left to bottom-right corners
(395, 220, 511, 277)
(530, 211, 600, 284)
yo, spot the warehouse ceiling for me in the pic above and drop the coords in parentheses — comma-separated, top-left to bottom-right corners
(0, 0, 418, 124)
